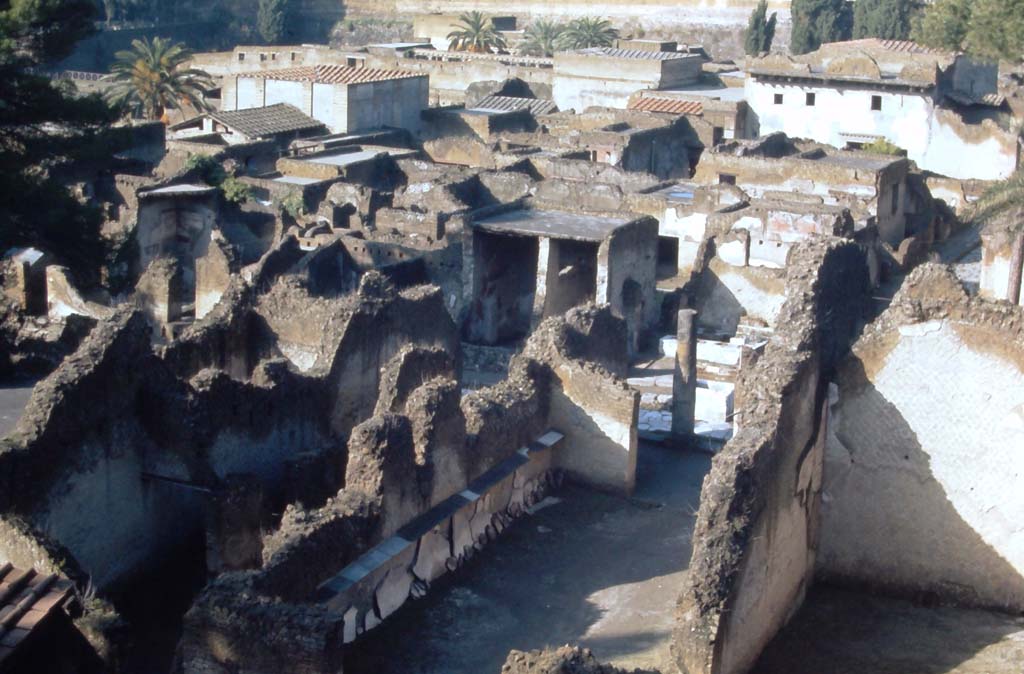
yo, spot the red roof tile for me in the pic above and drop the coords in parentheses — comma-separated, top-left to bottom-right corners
(829, 38, 948, 55)
(244, 64, 423, 85)
(629, 97, 704, 116)
(0, 564, 74, 665)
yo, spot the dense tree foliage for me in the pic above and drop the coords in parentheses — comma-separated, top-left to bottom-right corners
(911, 0, 972, 51)
(913, 0, 1024, 61)
(105, 37, 213, 121)
(964, 0, 1024, 61)
(790, 0, 852, 54)
(519, 20, 565, 57)
(744, 0, 778, 55)
(257, 0, 290, 44)
(558, 17, 619, 49)
(852, 0, 912, 40)
(0, 0, 120, 279)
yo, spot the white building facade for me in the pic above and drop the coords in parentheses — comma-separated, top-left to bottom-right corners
(222, 65, 429, 135)
(745, 40, 1020, 181)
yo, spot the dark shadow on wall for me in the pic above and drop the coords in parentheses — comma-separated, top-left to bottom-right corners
(751, 585, 1024, 674)
(693, 267, 746, 337)
(818, 356, 1024, 614)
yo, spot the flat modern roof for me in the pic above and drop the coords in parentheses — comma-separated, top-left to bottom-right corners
(473, 209, 632, 241)
(654, 183, 700, 203)
(273, 175, 323, 185)
(139, 183, 217, 197)
(304, 149, 382, 166)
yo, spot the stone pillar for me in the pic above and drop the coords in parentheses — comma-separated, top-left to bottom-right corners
(531, 236, 551, 328)
(672, 309, 697, 442)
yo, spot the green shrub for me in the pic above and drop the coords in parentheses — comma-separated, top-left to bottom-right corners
(220, 176, 251, 204)
(185, 154, 226, 186)
(861, 137, 905, 156)
(278, 191, 305, 218)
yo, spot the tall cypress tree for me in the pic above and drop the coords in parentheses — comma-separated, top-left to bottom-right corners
(744, 0, 779, 55)
(911, 0, 972, 51)
(257, 0, 290, 44)
(790, 0, 852, 54)
(853, 0, 913, 40)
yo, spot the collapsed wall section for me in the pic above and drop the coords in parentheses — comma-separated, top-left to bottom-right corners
(818, 264, 1024, 612)
(672, 237, 869, 674)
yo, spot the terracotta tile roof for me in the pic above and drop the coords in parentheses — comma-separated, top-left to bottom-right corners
(0, 564, 74, 664)
(629, 97, 704, 115)
(830, 38, 948, 55)
(208, 104, 326, 139)
(578, 47, 693, 60)
(470, 95, 558, 115)
(243, 64, 423, 85)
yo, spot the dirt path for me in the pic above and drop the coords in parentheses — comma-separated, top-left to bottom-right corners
(345, 443, 712, 674)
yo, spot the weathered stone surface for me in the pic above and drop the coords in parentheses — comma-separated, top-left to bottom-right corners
(673, 237, 870, 674)
(501, 645, 660, 674)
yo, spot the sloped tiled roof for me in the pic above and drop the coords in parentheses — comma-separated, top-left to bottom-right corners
(470, 95, 559, 115)
(243, 64, 423, 85)
(629, 97, 704, 115)
(577, 47, 692, 60)
(835, 38, 948, 55)
(0, 564, 74, 665)
(209, 104, 325, 139)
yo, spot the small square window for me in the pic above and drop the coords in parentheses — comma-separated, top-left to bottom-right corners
(806, 92, 816, 106)
(871, 95, 882, 111)
(719, 173, 737, 185)
(238, 53, 245, 61)
(773, 93, 784, 105)
(712, 126, 724, 145)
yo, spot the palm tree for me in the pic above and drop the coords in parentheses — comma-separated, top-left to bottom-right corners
(105, 37, 214, 122)
(558, 17, 619, 50)
(519, 20, 565, 57)
(972, 170, 1024, 304)
(447, 11, 507, 53)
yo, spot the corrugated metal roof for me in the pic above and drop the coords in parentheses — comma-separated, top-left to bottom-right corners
(629, 97, 704, 115)
(470, 95, 559, 115)
(244, 64, 423, 85)
(578, 47, 692, 60)
(209, 103, 325, 139)
(0, 564, 74, 664)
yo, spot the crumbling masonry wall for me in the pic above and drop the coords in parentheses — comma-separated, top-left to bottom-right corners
(0, 269, 459, 592)
(818, 264, 1024, 612)
(672, 237, 870, 674)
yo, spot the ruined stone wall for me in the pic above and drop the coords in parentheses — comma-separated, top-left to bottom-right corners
(525, 307, 639, 494)
(362, 52, 554, 106)
(673, 237, 870, 674)
(818, 264, 1024, 612)
(692, 252, 788, 336)
(0, 264, 460, 593)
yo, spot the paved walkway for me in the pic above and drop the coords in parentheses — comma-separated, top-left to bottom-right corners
(753, 586, 1024, 674)
(345, 443, 711, 673)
